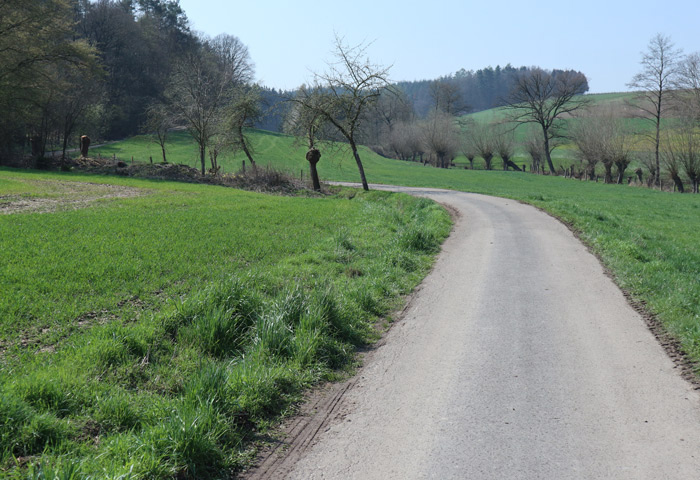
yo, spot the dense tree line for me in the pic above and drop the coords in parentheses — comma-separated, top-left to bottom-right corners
(1, 0, 197, 160)
(397, 65, 589, 118)
(1, 0, 98, 160)
(75, 0, 194, 139)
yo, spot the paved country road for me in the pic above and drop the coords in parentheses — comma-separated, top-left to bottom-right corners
(245, 186, 700, 479)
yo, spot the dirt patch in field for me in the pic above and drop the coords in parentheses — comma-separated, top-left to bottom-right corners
(0, 179, 146, 214)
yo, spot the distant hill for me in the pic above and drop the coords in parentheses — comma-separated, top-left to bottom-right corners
(255, 65, 592, 133)
(397, 65, 590, 118)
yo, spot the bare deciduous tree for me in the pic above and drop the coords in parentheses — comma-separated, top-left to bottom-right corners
(661, 134, 685, 193)
(429, 79, 468, 115)
(365, 87, 413, 148)
(422, 111, 459, 168)
(284, 87, 336, 190)
(389, 120, 424, 162)
(504, 68, 590, 174)
(608, 122, 634, 185)
(627, 33, 683, 189)
(470, 122, 496, 170)
(460, 121, 479, 170)
(522, 126, 546, 173)
(570, 118, 603, 181)
(294, 36, 391, 191)
(144, 103, 174, 163)
(226, 84, 262, 168)
(165, 33, 253, 175)
(674, 52, 700, 124)
(663, 117, 700, 193)
(492, 123, 521, 171)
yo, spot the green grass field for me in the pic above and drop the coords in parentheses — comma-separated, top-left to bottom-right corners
(98, 127, 700, 373)
(0, 168, 450, 478)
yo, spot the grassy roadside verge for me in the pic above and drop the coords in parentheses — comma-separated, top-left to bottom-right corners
(359, 169, 700, 372)
(0, 168, 451, 478)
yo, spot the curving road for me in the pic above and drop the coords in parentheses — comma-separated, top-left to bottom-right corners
(247, 186, 700, 479)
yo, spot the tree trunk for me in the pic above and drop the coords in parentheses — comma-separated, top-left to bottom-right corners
(60, 134, 69, 169)
(439, 153, 446, 169)
(654, 100, 661, 189)
(505, 159, 522, 171)
(603, 163, 613, 184)
(671, 172, 684, 193)
(238, 125, 256, 167)
(306, 148, 322, 192)
(309, 162, 321, 191)
(200, 144, 206, 175)
(616, 165, 627, 184)
(542, 128, 556, 174)
(484, 154, 493, 170)
(161, 145, 167, 163)
(80, 135, 90, 157)
(242, 142, 255, 167)
(646, 168, 657, 188)
(350, 140, 369, 191)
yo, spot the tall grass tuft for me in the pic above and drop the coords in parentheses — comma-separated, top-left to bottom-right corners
(253, 312, 293, 359)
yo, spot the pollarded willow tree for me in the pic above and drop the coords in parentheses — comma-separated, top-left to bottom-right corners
(469, 122, 496, 170)
(294, 36, 392, 191)
(662, 116, 700, 193)
(226, 84, 262, 168)
(522, 125, 546, 173)
(422, 111, 460, 168)
(389, 120, 424, 162)
(571, 113, 634, 184)
(504, 68, 590, 174)
(492, 122, 521, 171)
(459, 120, 479, 170)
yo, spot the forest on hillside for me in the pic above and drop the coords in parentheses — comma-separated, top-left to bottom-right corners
(398, 65, 589, 117)
(0, 0, 584, 160)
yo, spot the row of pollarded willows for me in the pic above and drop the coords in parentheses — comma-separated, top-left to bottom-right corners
(382, 34, 700, 194)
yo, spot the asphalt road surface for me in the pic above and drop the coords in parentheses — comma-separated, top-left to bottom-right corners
(247, 186, 700, 480)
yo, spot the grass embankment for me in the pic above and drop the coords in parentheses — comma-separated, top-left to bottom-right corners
(0, 168, 451, 478)
(97, 129, 700, 373)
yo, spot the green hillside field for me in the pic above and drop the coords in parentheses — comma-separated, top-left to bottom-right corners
(460, 91, 658, 170)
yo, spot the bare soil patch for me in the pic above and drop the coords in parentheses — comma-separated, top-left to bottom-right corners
(0, 179, 145, 214)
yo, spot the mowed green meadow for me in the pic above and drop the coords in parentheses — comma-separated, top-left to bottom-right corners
(0, 168, 451, 478)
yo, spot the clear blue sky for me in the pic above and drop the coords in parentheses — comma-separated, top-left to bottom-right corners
(178, 0, 699, 94)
